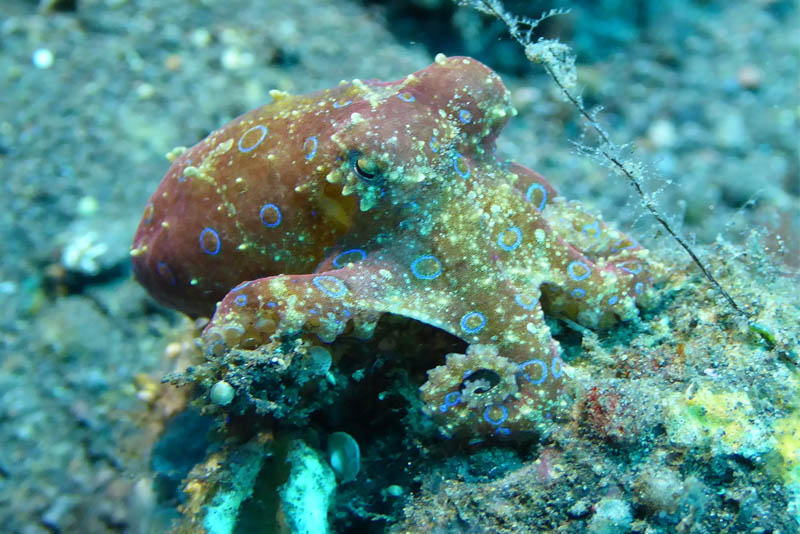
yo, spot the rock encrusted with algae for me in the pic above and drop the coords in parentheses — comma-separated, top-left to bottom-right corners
(391, 235, 799, 531)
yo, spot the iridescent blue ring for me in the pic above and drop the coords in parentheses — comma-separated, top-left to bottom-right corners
(497, 227, 522, 251)
(514, 293, 538, 311)
(611, 239, 638, 254)
(157, 261, 176, 286)
(567, 260, 591, 281)
(199, 227, 221, 256)
(259, 203, 282, 228)
(618, 261, 643, 275)
(453, 153, 470, 179)
(439, 391, 461, 413)
(460, 311, 486, 334)
(238, 125, 268, 153)
(143, 202, 154, 225)
(303, 136, 318, 160)
(582, 221, 601, 238)
(525, 183, 548, 211)
(332, 248, 367, 268)
(551, 356, 564, 378)
(483, 405, 508, 426)
(519, 359, 547, 385)
(312, 275, 348, 298)
(410, 255, 442, 280)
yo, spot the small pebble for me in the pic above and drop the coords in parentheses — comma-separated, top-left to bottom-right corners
(136, 83, 155, 100)
(210, 380, 235, 406)
(164, 54, 181, 71)
(385, 484, 404, 497)
(190, 28, 212, 48)
(221, 48, 254, 70)
(647, 118, 677, 149)
(32, 48, 54, 69)
(567, 499, 591, 518)
(589, 498, 633, 534)
(76, 196, 98, 217)
(737, 65, 762, 89)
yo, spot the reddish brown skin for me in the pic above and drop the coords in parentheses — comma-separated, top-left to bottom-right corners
(131, 56, 660, 438)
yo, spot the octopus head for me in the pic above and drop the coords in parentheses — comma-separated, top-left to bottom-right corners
(326, 55, 517, 212)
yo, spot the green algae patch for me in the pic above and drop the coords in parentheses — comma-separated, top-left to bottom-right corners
(775, 411, 800, 483)
(773, 410, 800, 522)
(664, 388, 775, 459)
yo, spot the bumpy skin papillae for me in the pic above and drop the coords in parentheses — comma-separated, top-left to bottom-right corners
(131, 55, 658, 439)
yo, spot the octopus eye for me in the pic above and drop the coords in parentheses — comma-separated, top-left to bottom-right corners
(349, 149, 382, 183)
(460, 368, 501, 395)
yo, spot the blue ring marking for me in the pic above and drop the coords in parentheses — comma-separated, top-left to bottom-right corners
(238, 125, 268, 153)
(525, 183, 548, 211)
(259, 203, 282, 228)
(460, 312, 486, 334)
(618, 261, 643, 275)
(267, 301, 277, 308)
(483, 405, 508, 426)
(439, 391, 461, 412)
(571, 288, 586, 299)
(234, 294, 248, 307)
(303, 136, 318, 161)
(444, 392, 460, 406)
(332, 99, 352, 108)
(410, 255, 442, 280)
(567, 260, 591, 281)
(397, 92, 415, 102)
(453, 153, 470, 179)
(458, 109, 472, 124)
(429, 135, 439, 153)
(519, 359, 548, 385)
(232, 280, 251, 291)
(143, 203, 154, 224)
(497, 227, 522, 251)
(495, 427, 512, 436)
(199, 227, 221, 256)
(514, 293, 538, 311)
(635, 281, 644, 295)
(156, 261, 176, 286)
(611, 238, 638, 254)
(312, 275, 348, 298)
(551, 356, 564, 378)
(582, 221, 601, 238)
(332, 248, 367, 268)
(608, 295, 619, 306)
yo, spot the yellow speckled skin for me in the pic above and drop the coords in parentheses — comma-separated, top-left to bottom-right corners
(132, 55, 659, 438)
